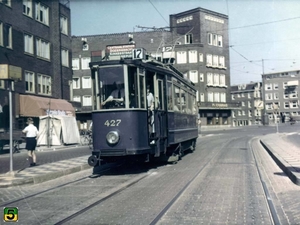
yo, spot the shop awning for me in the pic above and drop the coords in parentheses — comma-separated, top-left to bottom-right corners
(19, 95, 75, 117)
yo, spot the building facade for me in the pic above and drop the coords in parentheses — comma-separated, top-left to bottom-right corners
(0, 0, 73, 130)
(72, 7, 238, 128)
(262, 70, 300, 124)
(230, 82, 263, 126)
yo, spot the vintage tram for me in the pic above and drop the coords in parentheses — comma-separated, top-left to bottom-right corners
(87, 48, 198, 167)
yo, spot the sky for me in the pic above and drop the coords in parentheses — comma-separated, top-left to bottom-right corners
(70, 0, 300, 85)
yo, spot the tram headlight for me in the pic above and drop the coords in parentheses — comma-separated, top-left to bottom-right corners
(106, 131, 120, 144)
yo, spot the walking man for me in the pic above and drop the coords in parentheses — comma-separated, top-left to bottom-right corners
(22, 118, 39, 166)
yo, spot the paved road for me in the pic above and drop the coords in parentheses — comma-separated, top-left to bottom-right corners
(1, 126, 300, 224)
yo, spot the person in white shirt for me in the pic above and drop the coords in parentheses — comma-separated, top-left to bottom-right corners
(147, 85, 156, 144)
(22, 117, 39, 167)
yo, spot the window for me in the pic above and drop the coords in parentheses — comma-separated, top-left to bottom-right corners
(72, 58, 80, 70)
(273, 83, 278, 90)
(199, 73, 204, 82)
(24, 33, 34, 54)
(73, 96, 80, 102)
(23, 0, 32, 17)
(218, 35, 223, 47)
(185, 34, 192, 44)
(265, 93, 272, 100)
(290, 91, 298, 98)
(200, 93, 204, 102)
(82, 95, 92, 106)
(199, 53, 203, 62)
(266, 103, 273, 110)
(208, 33, 223, 47)
(212, 55, 218, 67)
(176, 51, 187, 64)
(61, 49, 69, 67)
(81, 57, 91, 70)
(220, 74, 225, 86)
(290, 101, 298, 108)
(4, 24, 12, 48)
(265, 83, 272, 90)
(248, 110, 252, 117)
(0, 22, 2, 46)
(220, 93, 226, 102)
(1, 0, 11, 6)
(82, 76, 91, 89)
(248, 101, 251, 107)
(174, 86, 180, 111)
(207, 73, 213, 85)
(36, 38, 50, 60)
(189, 70, 198, 83)
(213, 74, 219, 85)
(206, 54, 212, 66)
(25, 71, 35, 93)
(231, 94, 235, 100)
(273, 92, 279, 100)
(219, 56, 225, 67)
(37, 74, 51, 95)
(72, 78, 80, 89)
(188, 50, 197, 63)
(60, 15, 68, 35)
(214, 92, 220, 102)
(207, 92, 213, 102)
(35, 2, 49, 25)
(248, 93, 251, 99)
(242, 101, 245, 106)
(284, 102, 289, 109)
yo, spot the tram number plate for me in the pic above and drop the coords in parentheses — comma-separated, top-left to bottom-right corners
(104, 119, 121, 127)
(132, 48, 145, 59)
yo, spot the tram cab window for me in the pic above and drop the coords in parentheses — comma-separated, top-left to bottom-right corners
(98, 66, 126, 109)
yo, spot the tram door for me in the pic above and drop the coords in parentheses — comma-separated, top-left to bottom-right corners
(154, 75, 167, 156)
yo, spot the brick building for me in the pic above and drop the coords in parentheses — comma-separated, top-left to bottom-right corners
(262, 70, 300, 124)
(72, 7, 239, 128)
(230, 82, 263, 126)
(0, 0, 73, 130)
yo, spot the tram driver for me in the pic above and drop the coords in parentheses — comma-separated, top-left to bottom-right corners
(101, 81, 125, 107)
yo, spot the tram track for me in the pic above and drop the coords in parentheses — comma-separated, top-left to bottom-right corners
(0, 162, 121, 208)
(249, 137, 281, 225)
(46, 137, 236, 225)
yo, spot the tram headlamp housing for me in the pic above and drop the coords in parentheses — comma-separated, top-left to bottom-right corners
(106, 131, 120, 144)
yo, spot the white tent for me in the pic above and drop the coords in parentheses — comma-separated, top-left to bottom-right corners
(37, 115, 80, 146)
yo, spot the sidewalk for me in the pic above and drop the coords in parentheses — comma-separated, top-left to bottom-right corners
(0, 144, 91, 188)
(260, 133, 300, 186)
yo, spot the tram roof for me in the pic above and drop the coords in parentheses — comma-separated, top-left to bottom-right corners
(90, 59, 196, 91)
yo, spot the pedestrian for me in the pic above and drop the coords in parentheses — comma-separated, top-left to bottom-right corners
(22, 117, 39, 167)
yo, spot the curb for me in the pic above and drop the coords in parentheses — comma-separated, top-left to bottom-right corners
(0, 163, 91, 188)
(260, 139, 300, 186)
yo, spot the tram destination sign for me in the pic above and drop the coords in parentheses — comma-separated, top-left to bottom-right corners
(106, 44, 136, 59)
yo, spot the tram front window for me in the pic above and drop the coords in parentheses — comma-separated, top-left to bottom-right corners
(99, 66, 126, 109)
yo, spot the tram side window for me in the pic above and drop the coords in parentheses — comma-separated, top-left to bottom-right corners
(186, 93, 193, 114)
(128, 67, 139, 108)
(139, 75, 146, 108)
(157, 80, 164, 110)
(181, 89, 187, 113)
(174, 86, 180, 111)
(192, 95, 197, 114)
(167, 82, 173, 110)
